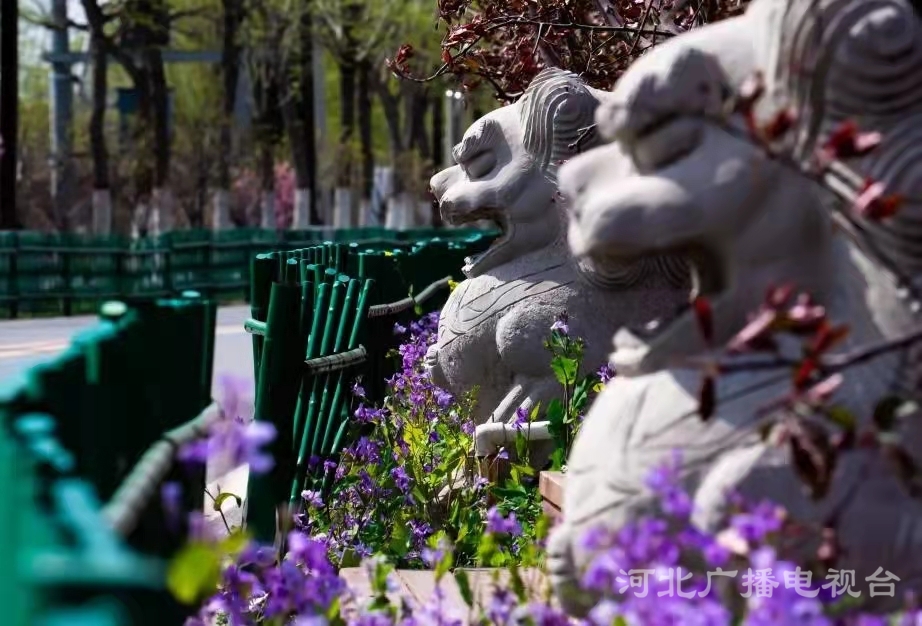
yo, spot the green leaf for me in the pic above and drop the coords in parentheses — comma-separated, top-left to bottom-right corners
(824, 405, 856, 431)
(515, 431, 528, 460)
(873, 396, 914, 432)
(534, 514, 551, 541)
(388, 521, 411, 557)
(212, 491, 243, 512)
(492, 485, 528, 500)
(550, 356, 578, 386)
(512, 462, 535, 476)
(435, 544, 454, 581)
(219, 529, 251, 557)
(454, 569, 475, 607)
(167, 542, 222, 605)
(546, 399, 565, 426)
(338, 548, 362, 569)
(550, 448, 566, 471)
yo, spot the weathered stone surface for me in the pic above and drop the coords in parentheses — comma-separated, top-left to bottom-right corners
(547, 0, 922, 616)
(425, 68, 690, 458)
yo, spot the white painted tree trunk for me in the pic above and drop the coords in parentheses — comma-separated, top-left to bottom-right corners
(260, 191, 275, 229)
(417, 201, 431, 227)
(333, 187, 353, 228)
(151, 187, 176, 235)
(386, 192, 413, 230)
(212, 188, 231, 230)
(92, 189, 112, 235)
(131, 199, 150, 239)
(292, 188, 311, 229)
(359, 198, 375, 226)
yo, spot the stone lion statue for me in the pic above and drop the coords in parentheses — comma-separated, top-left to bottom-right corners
(546, 0, 922, 616)
(425, 67, 690, 462)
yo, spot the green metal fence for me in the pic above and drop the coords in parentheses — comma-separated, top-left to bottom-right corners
(243, 235, 492, 541)
(0, 227, 492, 319)
(0, 228, 494, 622)
(0, 293, 217, 625)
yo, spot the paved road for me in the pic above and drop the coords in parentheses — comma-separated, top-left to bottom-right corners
(0, 305, 256, 534)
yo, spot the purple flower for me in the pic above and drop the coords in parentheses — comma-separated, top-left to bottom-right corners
(161, 481, 182, 530)
(301, 489, 324, 509)
(178, 416, 276, 475)
(434, 389, 453, 408)
(512, 407, 529, 431)
(731, 501, 784, 543)
(486, 506, 522, 536)
(550, 312, 570, 336)
(286, 531, 334, 574)
(394, 322, 407, 335)
(391, 466, 411, 493)
(645, 453, 693, 519)
(597, 363, 615, 384)
(352, 381, 367, 398)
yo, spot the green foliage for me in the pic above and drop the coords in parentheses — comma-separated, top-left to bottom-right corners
(167, 530, 250, 604)
(542, 320, 602, 469)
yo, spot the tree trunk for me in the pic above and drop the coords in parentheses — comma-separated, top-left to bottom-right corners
(431, 92, 443, 170)
(357, 60, 374, 203)
(410, 91, 429, 160)
(281, 14, 319, 232)
(259, 141, 275, 229)
(0, 0, 19, 229)
(149, 49, 173, 234)
(357, 60, 374, 227)
(298, 7, 319, 225)
(214, 0, 244, 230)
(130, 70, 155, 238)
(335, 57, 357, 227)
(89, 32, 111, 234)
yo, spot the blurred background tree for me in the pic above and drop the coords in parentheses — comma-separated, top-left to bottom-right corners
(10, 0, 752, 235)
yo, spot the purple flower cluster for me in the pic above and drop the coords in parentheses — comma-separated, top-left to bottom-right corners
(297, 311, 486, 566)
(179, 373, 276, 474)
(180, 314, 922, 626)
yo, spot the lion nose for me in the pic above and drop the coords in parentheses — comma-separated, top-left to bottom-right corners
(429, 165, 462, 202)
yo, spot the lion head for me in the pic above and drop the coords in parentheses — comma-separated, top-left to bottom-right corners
(429, 67, 606, 277)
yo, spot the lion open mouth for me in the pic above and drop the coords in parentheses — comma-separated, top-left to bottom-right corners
(445, 207, 511, 275)
(583, 242, 728, 342)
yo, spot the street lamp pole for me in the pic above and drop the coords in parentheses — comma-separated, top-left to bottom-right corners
(443, 89, 463, 166)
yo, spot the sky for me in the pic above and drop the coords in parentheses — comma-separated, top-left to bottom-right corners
(20, 0, 89, 66)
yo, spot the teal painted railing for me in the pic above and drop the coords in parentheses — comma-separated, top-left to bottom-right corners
(0, 227, 493, 319)
(0, 228, 496, 622)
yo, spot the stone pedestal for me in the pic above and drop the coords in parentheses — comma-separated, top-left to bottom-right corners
(539, 471, 565, 522)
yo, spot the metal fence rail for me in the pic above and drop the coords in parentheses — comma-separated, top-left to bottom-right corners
(0, 227, 495, 623)
(0, 227, 492, 319)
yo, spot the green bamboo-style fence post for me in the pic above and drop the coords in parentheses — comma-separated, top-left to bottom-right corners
(247, 281, 307, 543)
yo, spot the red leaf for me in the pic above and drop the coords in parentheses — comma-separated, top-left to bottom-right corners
(727, 309, 778, 353)
(785, 294, 826, 333)
(810, 323, 849, 355)
(823, 120, 883, 159)
(803, 373, 844, 405)
(691, 295, 714, 344)
(793, 356, 818, 391)
(788, 420, 837, 499)
(765, 284, 795, 310)
(698, 375, 717, 421)
(853, 179, 903, 220)
(762, 109, 797, 141)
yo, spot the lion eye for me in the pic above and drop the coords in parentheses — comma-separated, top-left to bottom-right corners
(462, 150, 496, 179)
